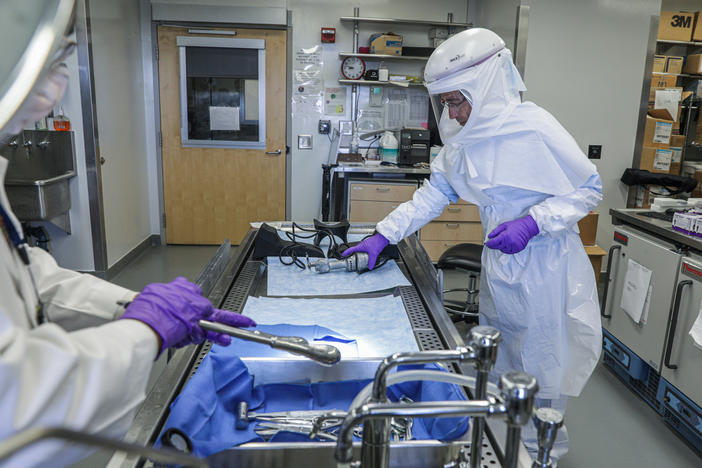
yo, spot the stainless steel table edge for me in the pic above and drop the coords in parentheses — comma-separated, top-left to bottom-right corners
(610, 208, 702, 254)
(106, 231, 258, 468)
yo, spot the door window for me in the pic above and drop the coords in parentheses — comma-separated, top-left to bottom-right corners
(177, 36, 266, 148)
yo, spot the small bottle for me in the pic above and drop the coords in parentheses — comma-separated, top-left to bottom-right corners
(53, 106, 71, 131)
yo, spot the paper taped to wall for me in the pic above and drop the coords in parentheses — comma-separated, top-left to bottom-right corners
(689, 300, 702, 351)
(209, 106, 240, 131)
(620, 259, 653, 324)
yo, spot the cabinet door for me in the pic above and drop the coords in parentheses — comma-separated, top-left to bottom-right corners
(602, 227, 681, 371)
(661, 257, 702, 407)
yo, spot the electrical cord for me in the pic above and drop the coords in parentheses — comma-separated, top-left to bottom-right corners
(278, 222, 351, 270)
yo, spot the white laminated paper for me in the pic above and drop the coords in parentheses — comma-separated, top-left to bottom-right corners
(209, 106, 240, 131)
(653, 121, 673, 144)
(654, 88, 682, 121)
(653, 149, 672, 171)
(621, 259, 653, 324)
(689, 300, 702, 351)
(324, 87, 347, 115)
(641, 284, 653, 325)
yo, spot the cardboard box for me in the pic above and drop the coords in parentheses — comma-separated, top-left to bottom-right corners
(650, 74, 677, 100)
(578, 212, 599, 245)
(694, 12, 702, 41)
(667, 56, 684, 74)
(643, 109, 674, 147)
(641, 146, 673, 173)
(670, 134, 685, 174)
(370, 33, 402, 55)
(658, 11, 695, 41)
(585, 245, 606, 284)
(654, 55, 667, 73)
(684, 54, 702, 74)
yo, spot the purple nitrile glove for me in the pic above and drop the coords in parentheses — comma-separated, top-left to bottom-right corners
(341, 233, 389, 270)
(484, 215, 539, 254)
(121, 277, 256, 354)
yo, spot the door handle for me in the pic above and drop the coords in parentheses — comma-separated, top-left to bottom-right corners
(600, 244, 622, 319)
(664, 279, 692, 370)
(265, 149, 282, 155)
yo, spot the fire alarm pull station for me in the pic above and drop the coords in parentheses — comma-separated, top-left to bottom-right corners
(321, 27, 336, 43)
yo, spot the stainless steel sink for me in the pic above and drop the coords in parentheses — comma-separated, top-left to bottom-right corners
(193, 357, 494, 468)
(2, 130, 76, 231)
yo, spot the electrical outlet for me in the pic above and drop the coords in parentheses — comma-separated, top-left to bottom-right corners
(318, 120, 331, 134)
(588, 145, 602, 159)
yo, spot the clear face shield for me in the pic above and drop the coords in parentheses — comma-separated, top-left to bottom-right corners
(429, 89, 473, 143)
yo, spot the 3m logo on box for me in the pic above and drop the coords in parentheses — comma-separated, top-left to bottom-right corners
(671, 14, 692, 29)
(613, 231, 628, 245)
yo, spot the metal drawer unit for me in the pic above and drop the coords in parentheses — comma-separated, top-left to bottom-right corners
(601, 226, 682, 371)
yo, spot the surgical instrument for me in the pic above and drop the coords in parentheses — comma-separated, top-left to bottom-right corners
(235, 401, 345, 429)
(308, 252, 369, 273)
(198, 321, 341, 365)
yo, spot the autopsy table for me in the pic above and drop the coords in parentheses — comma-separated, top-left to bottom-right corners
(106, 223, 532, 468)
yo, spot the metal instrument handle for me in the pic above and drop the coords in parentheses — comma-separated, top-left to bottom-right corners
(265, 149, 282, 155)
(600, 244, 622, 319)
(664, 280, 692, 370)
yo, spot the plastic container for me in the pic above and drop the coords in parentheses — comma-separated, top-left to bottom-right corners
(53, 106, 70, 131)
(379, 131, 398, 164)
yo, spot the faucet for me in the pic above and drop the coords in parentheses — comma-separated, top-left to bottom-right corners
(362, 346, 477, 467)
(335, 371, 539, 468)
(531, 408, 564, 468)
(361, 326, 501, 468)
(468, 326, 502, 468)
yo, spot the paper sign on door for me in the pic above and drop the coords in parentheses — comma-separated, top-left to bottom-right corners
(621, 259, 653, 324)
(689, 300, 702, 351)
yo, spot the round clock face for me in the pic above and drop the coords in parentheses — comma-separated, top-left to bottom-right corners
(341, 56, 366, 80)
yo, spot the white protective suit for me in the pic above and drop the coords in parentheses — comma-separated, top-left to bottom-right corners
(376, 48, 602, 459)
(0, 158, 158, 466)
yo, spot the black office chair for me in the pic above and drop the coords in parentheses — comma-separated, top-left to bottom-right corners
(437, 243, 483, 323)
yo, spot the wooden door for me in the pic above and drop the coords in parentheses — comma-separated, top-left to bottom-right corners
(158, 26, 286, 244)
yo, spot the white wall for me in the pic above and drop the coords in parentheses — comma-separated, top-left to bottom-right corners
(288, 0, 469, 220)
(42, 33, 96, 271)
(90, 0, 154, 267)
(518, 0, 660, 254)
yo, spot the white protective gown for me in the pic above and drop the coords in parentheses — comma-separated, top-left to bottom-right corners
(0, 157, 158, 467)
(376, 49, 602, 401)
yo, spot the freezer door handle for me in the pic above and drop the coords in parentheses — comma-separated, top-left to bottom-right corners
(601, 245, 622, 319)
(664, 279, 693, 370)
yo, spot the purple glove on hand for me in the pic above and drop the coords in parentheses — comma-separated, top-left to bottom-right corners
(484, 215, 539, 254)
(341, 233, 389, 270)
(121, 277, 256, 354)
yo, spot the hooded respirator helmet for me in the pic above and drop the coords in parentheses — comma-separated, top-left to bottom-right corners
(424, 28, 526, 145)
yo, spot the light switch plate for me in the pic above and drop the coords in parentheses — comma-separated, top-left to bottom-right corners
(298, 134, 313, 149)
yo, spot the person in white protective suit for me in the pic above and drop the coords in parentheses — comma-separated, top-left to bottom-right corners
(343, 28, 603, 462)
(0, 2, 254, 466)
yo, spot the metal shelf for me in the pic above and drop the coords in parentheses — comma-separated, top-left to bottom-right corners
(340, 16, 471, 28)
(339, 52, 429, 61)
(657, 39, 702, 46)
(338, 79, 424, 87)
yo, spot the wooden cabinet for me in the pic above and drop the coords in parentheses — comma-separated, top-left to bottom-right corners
(347, 180, 484, 262)
(347, 181, 417, 222)
(421, 198, 483, 261)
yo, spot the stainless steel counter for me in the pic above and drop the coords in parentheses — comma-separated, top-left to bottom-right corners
(610, 208, 702, 254)
(332, 164, 430, 175)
